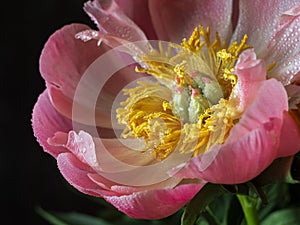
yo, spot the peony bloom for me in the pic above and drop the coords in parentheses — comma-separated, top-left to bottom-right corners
(32, 0, 300, 219)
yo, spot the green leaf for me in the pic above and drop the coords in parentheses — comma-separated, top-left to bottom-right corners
(181, 183, 226, 225)
(55, 212, 113, 225)
(257, 182, 290, 221)
(261, 208, 300, 225)
(36, 207, 113, 225)
(35, 207, 69, 225)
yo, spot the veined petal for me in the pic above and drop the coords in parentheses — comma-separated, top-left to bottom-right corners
(148, 0, 233, 42)
(261, 3, 300, 85)
(232, 0, 300, 55)
(104, 183, 205, 219)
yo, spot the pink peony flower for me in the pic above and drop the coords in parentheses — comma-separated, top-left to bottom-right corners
(32, 0, 300, 219)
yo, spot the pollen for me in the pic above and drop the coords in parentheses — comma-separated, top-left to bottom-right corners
(116, 25, 251, 160)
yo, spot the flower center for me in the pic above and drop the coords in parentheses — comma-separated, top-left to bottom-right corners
(117, 25, 251, 160)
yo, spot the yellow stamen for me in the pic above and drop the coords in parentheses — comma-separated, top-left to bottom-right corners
(117, 25, 252, 161)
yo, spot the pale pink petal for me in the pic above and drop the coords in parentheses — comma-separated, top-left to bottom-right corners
(261, 4, 300, 85)
(232, 0, 300, 55)
(84, 0, 147, 42)
(229, 79, 288, 139)
(277, 111, 300, 157)
(32, 90, 71, 158)
(232, 49, 267, 111)
(115, 0, 157, 39)
(104, 183, 205, 219)
(148, 0, 233, 42)
(57, 152, 113, 197)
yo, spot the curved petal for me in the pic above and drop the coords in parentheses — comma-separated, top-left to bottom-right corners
(148, 0, 233, 42)
(260, 3, 300, 85)
(171, 119, 280, 184)
(232, 0, 300, 55)
(57, 152, 113, 197)
(115, 0, 157, 39)
(31, 90, 71, 158)
(232, 49, 267, 111)
(230, 79, 288, 139)
(277, 111, 300, 157)
(104, 182, 205, 219)
(40, 23, 143, 128)
(40, 23, 103, 100)
(84, 0, 147, 42)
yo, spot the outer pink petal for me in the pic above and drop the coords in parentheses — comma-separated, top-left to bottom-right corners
(171, 80, 290, 184)
(277, 111, 300, 157)
(39, 23, 112, 127)
(115, 0, 157, 40)
(148, 0, 233, 43)
(261, 4, 300, 85)
(58, 150, 205, 219)
(84, 0, 147, 42)
(57, 152, 113, 197)
(232, 0, 300, 55)
(104, 183, 205, 219)
(40, 23, 143, 128)
(32, 90, 71, 158)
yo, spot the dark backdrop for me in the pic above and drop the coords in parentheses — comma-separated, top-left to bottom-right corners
(2, 1, 102, 224)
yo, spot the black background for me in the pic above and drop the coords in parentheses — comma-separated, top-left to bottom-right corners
(2, 1, 102, 224)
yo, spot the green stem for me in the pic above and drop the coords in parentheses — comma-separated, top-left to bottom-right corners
(237, 194, 260, 225)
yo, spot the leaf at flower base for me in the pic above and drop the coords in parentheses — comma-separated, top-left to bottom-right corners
(261, 208, 300, 225)
(36, 207, 113, 225)
(181, 183, 226, 225)
(256, 182, 290, 221)
(36, 207, 69, 225)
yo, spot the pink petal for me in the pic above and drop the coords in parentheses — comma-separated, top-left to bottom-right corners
(115, 0, 157, 40)
(261, 3, 300, 85)
(40, 23, 143, 128)
(40, 23, 103, 100)
(84, 0, 147, 42)
(32, 90, 71, 157)
(277, 111, 300, 157)
(233, 49, 267, 111)
(229, 79, 288, 139)
(232, 0, 300, 55)
(171, 79, 290, 184)
(104, 183, 205, 219)
(171, 119, 281, 184)
(57, 152, 112, 197)
(148, 0, 233, 42)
